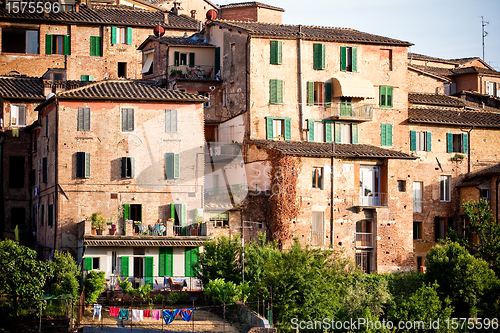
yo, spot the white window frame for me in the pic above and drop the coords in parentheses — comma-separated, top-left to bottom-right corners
(415, 131, 428, 151)
(203, 92, 211, 107)
(313, 121, 325, 142)
(117, 27, 127, 44)
(11, 104, 26, 127)
(440, 175, 451, 202)
(273, 119, 284, 139)
(313, 82, 325, 106)
(413, 181, 423, 213)
(339, 122, 352, 144)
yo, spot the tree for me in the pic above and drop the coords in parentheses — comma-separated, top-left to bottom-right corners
(49, 250, 80, 302)
(84, 271, 106, 305)
(0, 240, 53, 314)
(425, 242, 498, 317)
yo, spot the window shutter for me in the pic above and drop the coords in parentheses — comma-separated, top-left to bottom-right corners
(446, 133, 453, 153)
(325, 121, 333, 143)
(171, 109, 177, 132)
(185, 248, 192, 277)
(352, 123, 359, 144)
(171, 203, 175, 220)
(78, 107, 84, 131)
(121, 256, 129, 277)
(89, 75, 93, 81)
(214, 47, 220, 74)
(129, 157, 135, 178)
(126, 27, 132, 45)
(270, 40, 282, 64)
(340, 46, 346, 71)
(111, 27, 117, 44)
(90, 36, 96, 56)
(277, 40, 282, 64)
(426, 132, 432, 151)
(174, 51, 180, 66)
(284, 118, 291, 141)
(165, 109, 177, 132)
(123, 204, 130, 220)
(351, 47, 357, 72)
(191, 247, 199, 276)
(84, 257, 92, 270)
(325, 82, 332, 107)
(380, 86, 386, 107)
(410, 131, 417, 151)
(266, 117, 273, 140)
(381, 124, 387, 146)
(64, 35, 70, 55)
(81, 75, 88, 82)
(181, 203, 187, 227)
(189, 52, 195, 67)
(307, 81, 314, 106)
(121, 109, 127, 131)
(462, 133, 468, 153)
(387, 124, 393, 146)
(76, 152, 84, 178)
(313, 43, 325, 70)
(387, 86, 393, 107)
(320, 43, 326, 69)
(174, 153, 180, 178)
(159, 247, 166, 276)
(335, 122, 341, 143)
(145, 256, 153, 286)
(269, 79, 277, 104)
(276, 80, 283, 104)
(166, 247, 173, 276)
(127, 109, 134, 131)
(85, 152, 91, 178)
(45, 35, 52, 55)
(96, 36, 102, 56)
(308, 120, 314, 142)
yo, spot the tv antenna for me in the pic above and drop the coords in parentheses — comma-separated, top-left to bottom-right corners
(481, 16, 489, 61)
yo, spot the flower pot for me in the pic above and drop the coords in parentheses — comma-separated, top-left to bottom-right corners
(109, 228, 116, 235)
(96, 229, 103, 235)
(91, 227, 96, 235)
(191, 229, 199, 236)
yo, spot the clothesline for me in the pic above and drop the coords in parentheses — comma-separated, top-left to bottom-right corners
(93, 305, 194, 324)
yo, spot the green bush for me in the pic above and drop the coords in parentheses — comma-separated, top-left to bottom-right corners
(168, 291, 188, 305)
(49, 251, 80, 302)
(84, 271, 106, 305)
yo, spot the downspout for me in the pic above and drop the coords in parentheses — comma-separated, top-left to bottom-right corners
(297, 25, 304, 140)
(53, 101, 59, 255)
(330, 154, 334, 247)
(496, 176, 499, 223)
(246, 34, 251, 142)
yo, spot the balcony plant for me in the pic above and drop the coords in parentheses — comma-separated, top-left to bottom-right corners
(169, 69, 183, 78)
(452, 153, 465, 161)
(86, 212, 106, 235)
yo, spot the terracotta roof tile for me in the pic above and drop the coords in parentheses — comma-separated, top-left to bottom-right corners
(248, 139, 415, 159)
(452, 66, 500, 77)
(408, 93, 465, 107)
(408, 53, 461, 65)
(210, 21, 412, 46)
(408, 65, 454, 80)
(0, 76, 44, 99)
(220, 2, 284, 12)
(466, 162, 500, 179)
(408, 107, 500, 127)
(138, 35, 213, 49)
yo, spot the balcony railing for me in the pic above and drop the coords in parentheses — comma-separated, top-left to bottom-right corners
(355, 232, 373, 248)
(332, 102, 374, 120)
(168, 65, 216, 80)
(359, 193, 388, 207)
(109, 275, 203, 291)
(413, 199, 423, 213)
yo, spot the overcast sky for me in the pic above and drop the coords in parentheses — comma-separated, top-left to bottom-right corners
(221, 0, 500, 70)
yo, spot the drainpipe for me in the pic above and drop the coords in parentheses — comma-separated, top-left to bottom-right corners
(330, 154, 334, 247)
(53, 101, 59, 255)
(297, 25, 304, 140)
(496, 176, 499, 223)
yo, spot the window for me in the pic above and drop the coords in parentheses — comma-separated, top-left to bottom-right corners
(141, 51, 154, 74)
(10, 207, 25, 229)
(92, 257, 100, 270)
(335, 122, 358, 144)
(380, 49, 392, 71)
(84, 257, 100, 271)
(439, 175, 451, 202)
(2, 29, 39, 54)
(270, 40, 282, 65)
(410, 131, 431, 151)
(307, 81, 332, 106)
(165, 109, 177, 133)
(417, 257, 423, 271)
(45, 115, 48, 136)
(10, 105, 26, 127)
(111, 27, 132, 45)
(123, 204, 142, 223)
(446, 133, 468, 153)
(356, 220, 373, 248)
(90, 36, 102, 56)
(485, 81, 498, 97)
(53, 73, 63, 81)
(266, 117, 291, 140)
(356, 251, 372, 273)
(434, 216, 452, 241)
(40, 205, 44, 226)
(48, 204, 53, 227)
(42, 157, 48, 183)
(77, 107, 90, 131)
(360, 166, 381, 206)
(311, 212, 324, 246)
(397, 180, 406, 192)
(202, 92, 211, 107)
(170, 203, 187, 235)
(380, 123, 393, 147)
(118, 62, 127, 78)
(314, 121, 325, 142)
(121, 108, 134, 131)
(413, 221, 422, 239)
(60, 4, 74, 11)
(164, 153, 180, 179)
(308, 120, 333, 142)
(312, 167, 323, 189)
(413, 181, 423, 213)
(9, 156, 24, 188)
(269, 79, 283, 104)
(121, 157, 134, 179)
(313, 43, 326, 70)
(210, 213, 229, 227)
(379, 86, 393, 108)
(340, 46, 357, 72)
(230, 43, 235, 66)
(45, 34, 70, 55)
(80, 75, 94, 82)
(480, 188, 489, 201)
(340, 97, 353, 116)
(76, 152, 91, 179)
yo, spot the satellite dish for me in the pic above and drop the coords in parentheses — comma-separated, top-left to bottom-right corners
(154, 25, 165, 37)
(46, 92, 55, 100)
(206, 9, 217, 21)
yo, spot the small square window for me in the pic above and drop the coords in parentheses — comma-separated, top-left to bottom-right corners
(413, 221, 422, 239)
(397, 180, 406, 192)
(92, 257, 100, 270)
(480, 189, 489, 201)
(312, 167, 323, 189)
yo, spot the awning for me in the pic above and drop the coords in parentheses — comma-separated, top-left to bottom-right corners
(140, 53, 153, 74)
(333, 77, 375, 99)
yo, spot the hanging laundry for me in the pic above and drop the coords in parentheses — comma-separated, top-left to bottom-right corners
(119, 308, 129, 320)
(109, 307, 120, 317)
(132, 309, 143, 322)
(180, 308, 193, 322)
(143, 310, 151, 318)
(93, 304, 102, 321)
(163, 309, 181, 325)
(151, 309, 161, 320)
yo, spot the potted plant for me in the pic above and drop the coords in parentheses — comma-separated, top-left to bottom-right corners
(451, 153, 465, 161)
(109, 224, 117, 235)
(86, 212, 106, 235)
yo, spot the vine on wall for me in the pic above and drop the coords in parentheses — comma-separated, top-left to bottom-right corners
(268, 151, 301, 248)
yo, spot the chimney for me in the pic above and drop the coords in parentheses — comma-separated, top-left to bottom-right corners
(164, 12, 169, 25)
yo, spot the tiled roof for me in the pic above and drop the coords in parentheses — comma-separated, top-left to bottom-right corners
(452, 66, 500, 77)
(84, 236, 207, 247)
(220, 1, 284, 12)
(248, 139, 415, 159)
(408, 65, 453, 80)
(55, 80, 209, 102)
(210, 21, 413, 46)
(408, 93, 465, 108)
(0, 76, 44, 99)
(408, 107, 500, 127)
(408, 53, 460, 65)
(0, 4, 199, 29)
(466, 163, 500, 179)
(138, 35, 213, 49)
(449, 57, 482, 65)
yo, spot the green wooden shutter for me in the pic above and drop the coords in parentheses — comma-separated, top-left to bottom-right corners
(352, 123, 359, 144)
(159, 247, 166, 276)
(121, 256, 129, 277)
(307, 81, 314, 106)
(335, 122, 341, 143)
(352, 47, 357, 72)
(276, 80, 283, 104)
(88, 75, 93, 81)
(96, 36, 102, 57)
(381, 124, 387, 146)
(165, 153, 173, 179)
(325, 121, 333, 143)
(185, 248, 192, 277)
(171, 203, 175, 220)
(145, 256, 153, 286)
(462, 133, 468, 153)
(284, 118, 291, 141)
(90, 36, 96, 56)
(446, 133, 453, 153)
(313, 43, 325, 70)
(387, 86, 393, 107)
(166, 247, 173, 276)
(45, 34, 52, 55)
(214, 47, 220, 74)
(64, 35, 70, 55)
(325, 82, 332, 107)
(126, 27, 132, 45)
(270, 40, 277, 64)
(270, 79, 277, 104)
(426, 132, 432, 151)
(174, 51, 180, 66)
(111, 27, 117, 44)
(189, 52, 195, 67)
(308, 120, 314, 142)
(123, 204, 130, 220)
(410, 131, 417, 151)
(84, 257, 92, 270)
(340, 46, 346, 71)
(85, 152, 91, 178)
(81, 75, 88, 82)
(320, 43, 326, 69)
(380, 86, 386, 107)
(181, 203, 187, 227)
(191, 247, 199, 277)
(174, 153, 180, 179)
(266, 117, 273, 140)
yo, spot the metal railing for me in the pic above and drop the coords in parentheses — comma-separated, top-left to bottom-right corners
(355, 233, 373, 248)
(332, 102, 373, 120)
(359, 193, 388, 207)
(311, 231, 324, 246)
(109, 275, 203, 291)
(168, 65, 216, 80)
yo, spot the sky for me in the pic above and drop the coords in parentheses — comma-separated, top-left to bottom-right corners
(221, 0, 500, 70)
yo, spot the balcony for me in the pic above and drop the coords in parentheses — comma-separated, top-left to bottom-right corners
(355, 232, 373, 248)
(358, 193, 388, 208)
(168, 65, 216, 80)
(331, 102, 373, 121)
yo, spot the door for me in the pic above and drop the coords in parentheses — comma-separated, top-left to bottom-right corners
(133, 257, 144, 287)
(360, 166, 380, 206)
